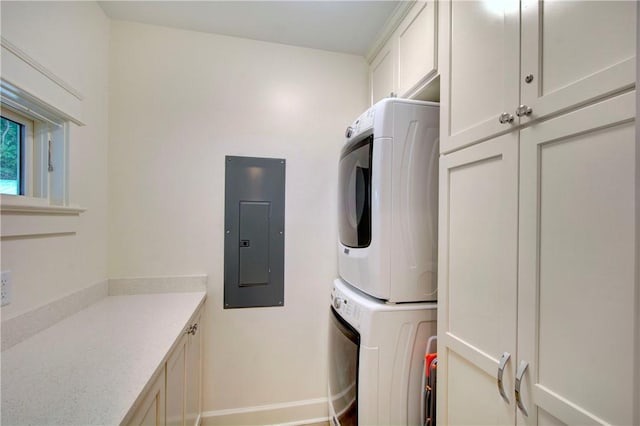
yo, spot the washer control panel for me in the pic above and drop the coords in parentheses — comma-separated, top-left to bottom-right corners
(331, 285, 362, 330)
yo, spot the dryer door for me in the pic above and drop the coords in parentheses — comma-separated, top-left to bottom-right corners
(328, 307, 359, 426)
(338, 134, 373, 249)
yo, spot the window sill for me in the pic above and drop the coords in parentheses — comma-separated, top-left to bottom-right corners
(1, 195, 85, 238)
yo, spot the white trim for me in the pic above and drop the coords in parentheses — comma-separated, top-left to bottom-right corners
(1, 195, 85, 215)
(202, 397, 328, 425)
(365, 1, 415, 63)
(0, 42, 84, 125)
(1, 37, 83, 101)
(0, 79, 83, 126)
(1, 96, 63, 128)
(1, 212, 79, 238)
(204, 397, 327, 417)
(1, 195, 85, 238)
(268, 417, 331, 426)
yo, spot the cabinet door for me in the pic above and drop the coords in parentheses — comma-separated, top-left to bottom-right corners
(440, 0, 520, 153)
(127, 369, 166, 426)
(166, 334, 187, 426)
(370, 39, 396, 105)
(185, 312, 202, 426)
(437, 132, 519, 425)
(520, 0, 636, 123)
(396, 1, 437, 97)
(517, 92, 637, 425)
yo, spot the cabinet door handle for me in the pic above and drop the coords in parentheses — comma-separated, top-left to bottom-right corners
(515, 105, 533, 117)
(186, 323, 199, 335)
(515, 360, 529, 416)
(499, 112, 514, 124)
(497, 352, 511, 403)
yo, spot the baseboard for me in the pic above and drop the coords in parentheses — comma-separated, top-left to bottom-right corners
(268, 416, 330, 426)
(202, 397, 328, 426)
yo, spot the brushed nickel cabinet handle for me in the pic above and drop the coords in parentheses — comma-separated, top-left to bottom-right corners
(499, 112, 514, 124)
(515, 105, 533, 117)
(497, 352, 511, 403)
(515, 360, 529, 416)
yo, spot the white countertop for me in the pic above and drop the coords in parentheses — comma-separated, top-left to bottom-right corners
(1, 291, 206, 425)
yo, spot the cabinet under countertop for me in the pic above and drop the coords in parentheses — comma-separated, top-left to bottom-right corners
(1, 291, 206, 425)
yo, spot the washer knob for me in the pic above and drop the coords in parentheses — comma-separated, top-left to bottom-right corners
(333, 298, 342, 310)
(345, 126, 353, 138)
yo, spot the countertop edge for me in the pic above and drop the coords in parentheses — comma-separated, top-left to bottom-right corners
(119, 293, 207, 426)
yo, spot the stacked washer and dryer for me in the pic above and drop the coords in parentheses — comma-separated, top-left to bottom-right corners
(328, 99, 439, 426)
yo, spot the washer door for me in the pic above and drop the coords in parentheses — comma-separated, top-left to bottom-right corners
(328, 307, 359, 426)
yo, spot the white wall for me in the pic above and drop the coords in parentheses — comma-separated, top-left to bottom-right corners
(0, 2, 110, 319)
(108, 21, 368, 419)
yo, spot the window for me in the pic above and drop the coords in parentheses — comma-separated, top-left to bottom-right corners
(0, 97, 82, 237)
(1, 108, 33, 196)
(0, 102, 64, 204)
(0, 37, 85, 237)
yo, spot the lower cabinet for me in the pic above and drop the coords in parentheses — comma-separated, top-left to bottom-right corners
(185, 310, 203, 426)
(516, 92, 637, 426)
(128, 306, 203, 426)
(438, 132, 519, 426)
(166, 335, 187, 426)
(128, 369, 167, 426)
(438, 92, 638, 425)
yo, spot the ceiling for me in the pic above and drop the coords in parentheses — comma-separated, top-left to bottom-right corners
(98, 1, 403, 57)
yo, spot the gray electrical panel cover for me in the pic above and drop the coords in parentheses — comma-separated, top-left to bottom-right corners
(224, 156, 285, 308)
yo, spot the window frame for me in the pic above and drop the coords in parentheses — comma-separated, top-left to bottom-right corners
(0, 102, 72, 207)
(0, 36, 86, 238)
(0, 87, 84, 238)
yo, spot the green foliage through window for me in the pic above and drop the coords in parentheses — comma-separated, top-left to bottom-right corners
(1, 116, 22, 195)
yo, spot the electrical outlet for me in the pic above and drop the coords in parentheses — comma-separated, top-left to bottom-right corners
(1, 271, 12, 307)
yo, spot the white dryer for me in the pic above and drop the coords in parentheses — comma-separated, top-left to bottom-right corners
(328, 278, 437, 426)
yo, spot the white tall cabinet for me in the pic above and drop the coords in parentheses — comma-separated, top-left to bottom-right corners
(437, 1, 638, 425)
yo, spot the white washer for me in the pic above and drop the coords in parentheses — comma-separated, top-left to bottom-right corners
(328, 278, 437, 426)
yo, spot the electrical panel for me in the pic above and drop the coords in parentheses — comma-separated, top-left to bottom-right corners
(224, 156, 285, 308)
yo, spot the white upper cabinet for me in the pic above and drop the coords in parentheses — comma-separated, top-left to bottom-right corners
(440, 0, 637, 154)
(369, 0, 438, 105)
(396, 1, 438, 96)
(370, 39, 396, 105)
(519, 0, 636, 122)
(440, 0, 520, 153)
